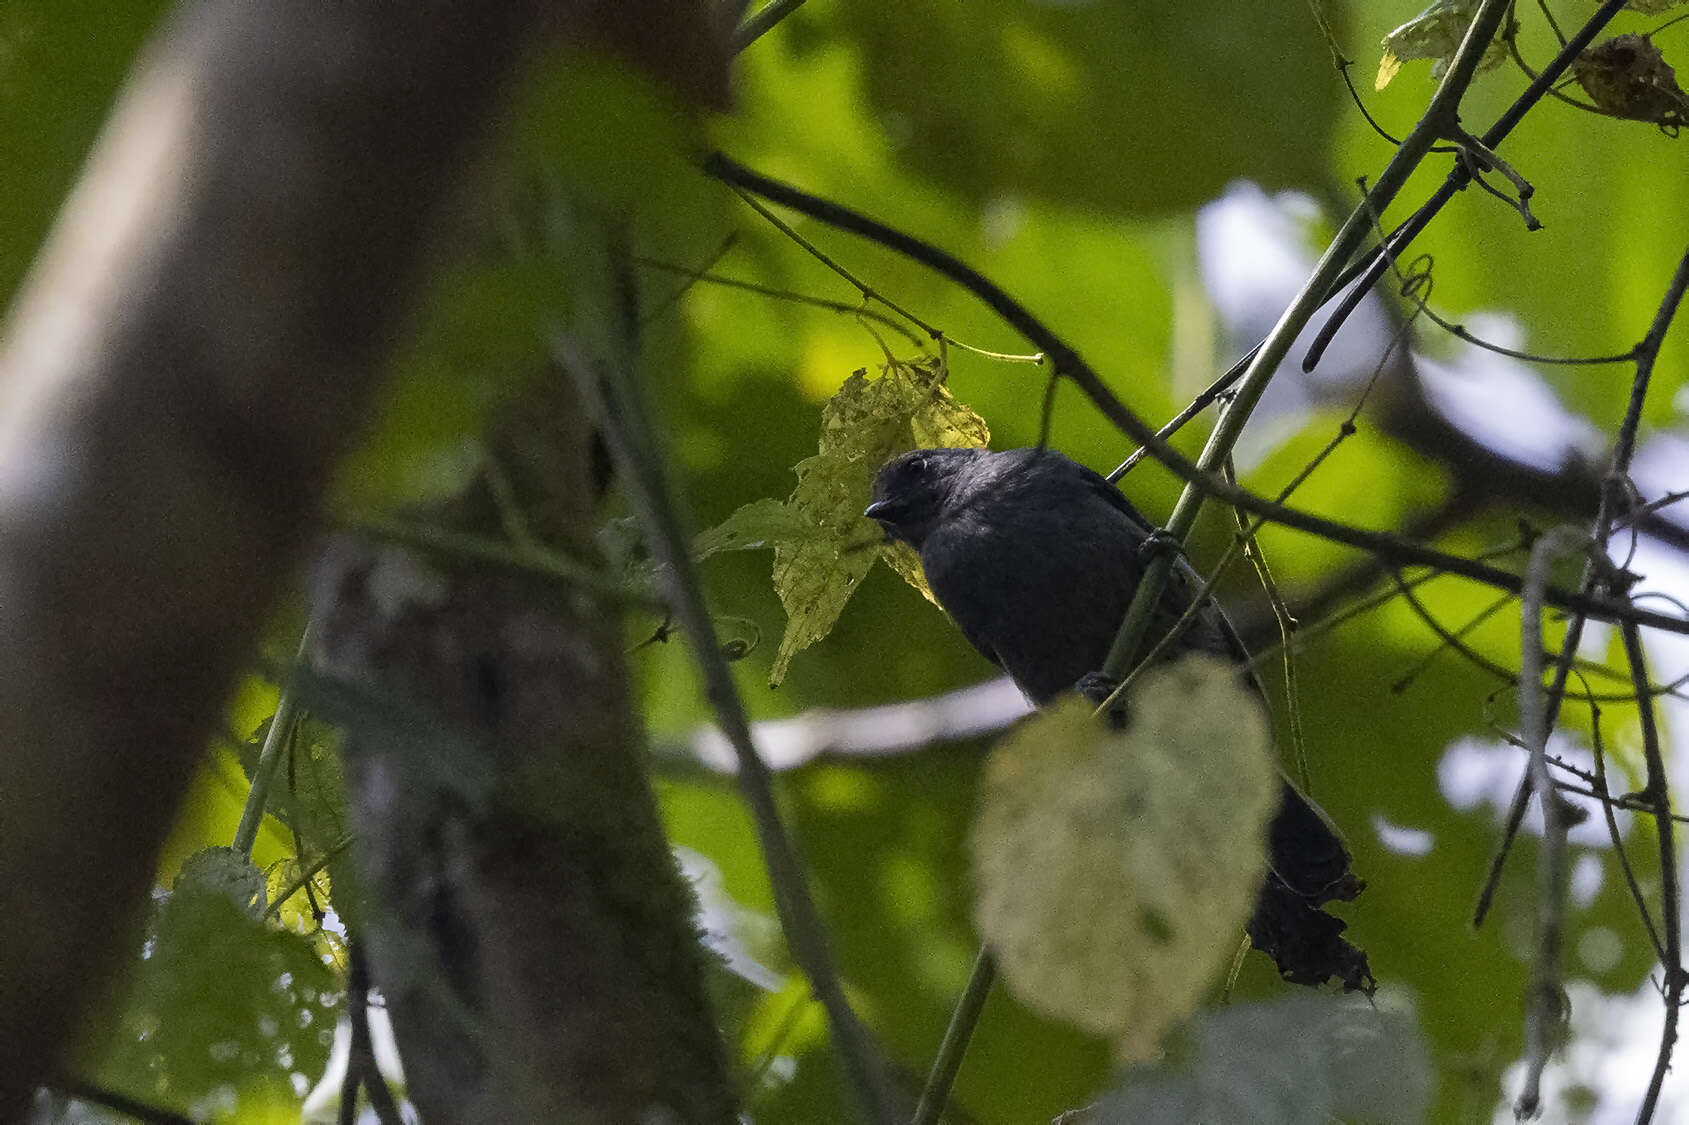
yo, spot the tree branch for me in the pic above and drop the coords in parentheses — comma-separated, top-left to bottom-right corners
(702, 155, 1689, 638)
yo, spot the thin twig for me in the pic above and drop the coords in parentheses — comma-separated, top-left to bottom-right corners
(634, 256, 925, 346)
(1388, 586, 1517, 695)
(1515, 528, 1583, 1118)
(1581, 687, 1665, 962)
(724, 183, 939, 338)
(1623, 488, 1689, 527)
(638, 234, 739, 327)
(1243, 527, 1531, 670)
(911, 948, 997, 1125)
(1221, 457, 1311, 787)
(348, 941, 403, 1125)
(1107, 355, 1252, 481)
(344, 513, 665, 611)
(733, 0, 807, 53)
(46, 1081, 194, 1125)
(337, 1032, 361, 1125)
(286, 732, 327, 927)
(1626, 621, 1682, 1125)
(264, 834, 355, 920)
(1476, 242, 1689, 927)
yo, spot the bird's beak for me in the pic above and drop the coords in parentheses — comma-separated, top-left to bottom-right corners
(863, 499, 894, 522)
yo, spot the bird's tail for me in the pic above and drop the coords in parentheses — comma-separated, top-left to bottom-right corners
(1251, 780, 1372, 992)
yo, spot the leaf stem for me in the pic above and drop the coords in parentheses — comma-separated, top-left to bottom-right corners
(233, 628, 310, 858)
(264, 833, 355, 920)
(1626, 620, 1682, 1125)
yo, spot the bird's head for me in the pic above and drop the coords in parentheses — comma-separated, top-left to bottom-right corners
(864, 447, 987, 549)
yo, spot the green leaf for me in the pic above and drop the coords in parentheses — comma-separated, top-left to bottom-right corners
(174, 845, 266, 917)
(694, 354, 988, 685)
(1096, 994, 1433, 1124)
(239, 716, 349, 861)
(694, 497, 816, 560)
(970, 656, 1275, 1058)
(95, 850, 339, 1113)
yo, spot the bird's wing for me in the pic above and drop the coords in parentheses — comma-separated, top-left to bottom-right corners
(917, 525, 1005, 671)
(954, 614, 1003, 669)
(1077, 464, 1158, 529)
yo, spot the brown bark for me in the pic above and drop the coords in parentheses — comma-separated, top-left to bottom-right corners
(312, 375, 737, 1123)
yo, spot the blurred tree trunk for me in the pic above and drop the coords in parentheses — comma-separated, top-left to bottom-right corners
(0, 0, 732, 1116)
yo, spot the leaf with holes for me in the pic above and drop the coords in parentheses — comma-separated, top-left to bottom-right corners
(94, 847, 338, 1111)
(1376, 0, 1507, 89)
(694, 354, 988, 685)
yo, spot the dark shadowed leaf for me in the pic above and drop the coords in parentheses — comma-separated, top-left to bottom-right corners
(1094, 994, 1433, 1124)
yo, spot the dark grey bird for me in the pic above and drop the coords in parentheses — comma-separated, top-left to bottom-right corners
(866, 445, 1368, 989)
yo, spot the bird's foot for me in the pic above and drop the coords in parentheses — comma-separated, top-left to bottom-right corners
(1135, 528, 1184, 567)
(1073, 671, 1128, 728)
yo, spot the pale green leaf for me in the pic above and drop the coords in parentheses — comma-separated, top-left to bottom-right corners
(970, 656, 1276, 1059)
(882, 540, 941, 607)
(770, 355, 988, 682)
(95, 855, 339, 1112)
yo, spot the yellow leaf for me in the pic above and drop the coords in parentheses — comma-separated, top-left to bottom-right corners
(694, 353, 988, 685)
(1376, 50, 1404, 91)
(882, 540, 941, 607)
(970, 656, 1276, 1059)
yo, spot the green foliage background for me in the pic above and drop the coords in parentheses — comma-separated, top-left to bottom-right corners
(6, 0, 1689, 1120)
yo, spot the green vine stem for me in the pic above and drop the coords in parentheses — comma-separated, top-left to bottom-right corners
(232, 627, 310, 858)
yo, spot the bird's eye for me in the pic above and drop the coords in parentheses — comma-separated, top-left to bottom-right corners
(906, 455, 927, 476)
